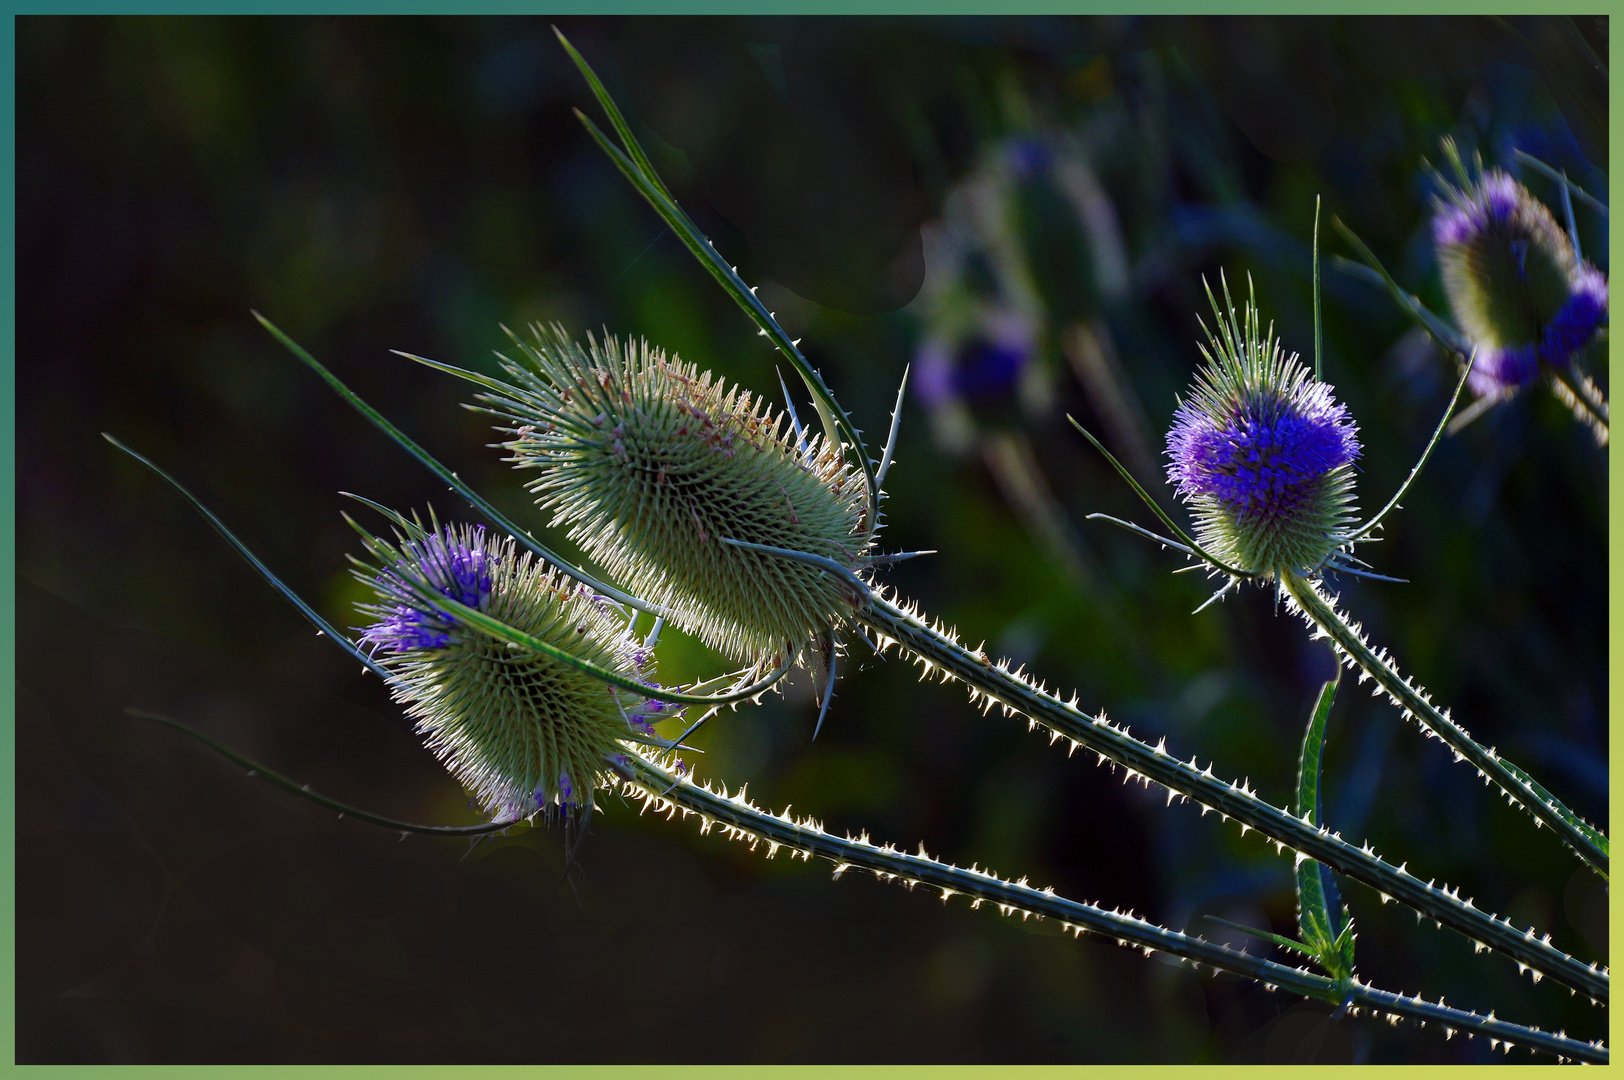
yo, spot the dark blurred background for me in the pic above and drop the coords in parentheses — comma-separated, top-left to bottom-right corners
(16, 15, 1607, 1063)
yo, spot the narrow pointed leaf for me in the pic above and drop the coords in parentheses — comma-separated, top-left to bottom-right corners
(252, 312, 664, 616)
(104, 433, 391, 681)
(1068, 416, 1248, 577)
(559, 45, 880, 527)
(1295, 666, 1345, 966)
(1330, 219, 1473, 354)
(129, 709, 520, 835)
(1346, 354, 1474, 543)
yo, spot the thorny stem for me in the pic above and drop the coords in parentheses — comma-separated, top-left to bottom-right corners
(1279, 571, 1609, 877)
(722, 537, 1607, 1000)
(837, 589, 1607, 1002)
(125, 704, 1607, 1062)
(615, 753, 1607, 1063)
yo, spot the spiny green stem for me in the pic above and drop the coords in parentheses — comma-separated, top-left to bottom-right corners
(720, 539, 1605, 999)
(615, 754, 1606, 1063)
(844, 590, 1606, 1002)
(127, 704, 1607, 1062)
(1280, 572, 1608, 876)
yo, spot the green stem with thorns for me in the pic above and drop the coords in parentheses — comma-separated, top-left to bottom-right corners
(718, 536, 1609, 1002)
(849, 590, 1605, 1001)
(1279, 571, 1608, 876)
(612, 754, 1604, 1062)
(121, 704, 1609, 1063)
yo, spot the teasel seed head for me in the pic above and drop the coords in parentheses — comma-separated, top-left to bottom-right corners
(357, 520, 658, 821)
(1432, 169, 1608, 396)
(481, 326, 872, 666)
(1166, 280, 1361, 578)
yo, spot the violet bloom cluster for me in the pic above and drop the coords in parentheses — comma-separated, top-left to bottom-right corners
(1167, 386, 1359, 522)
(1433, 169, 1608, 396)
(360, 525, 494, 653)
(1165, 289, 1362, 577)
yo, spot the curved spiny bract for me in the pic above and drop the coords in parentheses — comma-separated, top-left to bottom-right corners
(358, 522, 660, 821)
(485, 326, 872, 666)
(616, 753, 1605, 1063)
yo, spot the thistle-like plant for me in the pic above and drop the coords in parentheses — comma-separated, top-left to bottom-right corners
(1432, 167, 1608, 397)
(352, 512, 664, 821)
(1163, 275, 1362, 581)
(472, 327, 871, 669)
(98, 30, 1609, 1063)
(1334, 138, 1608, 442)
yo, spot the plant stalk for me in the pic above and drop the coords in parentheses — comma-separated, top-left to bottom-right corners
(848, 589, 1607, 1002)
(1280, 571, 1608, 877)
(615, 753, 1607, 1063)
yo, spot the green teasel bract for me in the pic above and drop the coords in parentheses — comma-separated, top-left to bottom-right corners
(357, 518, 661, 821)
(483, 326, 873, 666)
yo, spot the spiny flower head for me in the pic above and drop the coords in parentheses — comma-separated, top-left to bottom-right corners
(482, 326, 871, 665)
(1166, 281, 1361, 577)
(357, 520, 660, 821)
(1432, 168, 1608, 396)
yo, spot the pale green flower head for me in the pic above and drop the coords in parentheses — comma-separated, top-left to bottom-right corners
(357, 520, 660, 820)
(480, 326, 872, 667)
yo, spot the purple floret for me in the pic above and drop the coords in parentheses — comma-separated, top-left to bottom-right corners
(1466, 344, 1541, 397)
(1167, 387, 1360, 522)
(361, 527, 494, 653)
(1542, 268, 1609, 363)
(1431, 172, 1521, 248)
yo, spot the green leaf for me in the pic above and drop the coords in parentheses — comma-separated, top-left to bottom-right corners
(1295, 664, 1351, 977)
(251, 312, 664, 617)
(1330, 217, 1472, 355)
(1069, 416, 1248, 578)
(555, 30, 880, 531)
(103, 433, 391, 682)
(1200, 914, 1315, 958)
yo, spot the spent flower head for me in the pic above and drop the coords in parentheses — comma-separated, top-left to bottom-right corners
(1165, 279, 1361, 578)
(357, 519, 657, 821)
(479, 327, 872, 666)
(1432, 167, 1608, 396)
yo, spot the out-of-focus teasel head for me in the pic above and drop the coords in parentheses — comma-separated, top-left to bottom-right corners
(479, 326, 873, 668)
(356, 515, 661, 822)
(912, 129, 1131, 456)
(1432, 160, 1608, 397)
(1164, 278, 1361, 580)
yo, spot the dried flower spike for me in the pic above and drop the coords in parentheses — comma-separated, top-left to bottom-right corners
(1165, 279, 1361, 578)
(1433, 169, 1608, 396)
(358, 520, 658, 821)
(482, 326, 872, 666)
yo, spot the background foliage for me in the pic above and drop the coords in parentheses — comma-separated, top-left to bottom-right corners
(16, 15, 1607, 1063)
